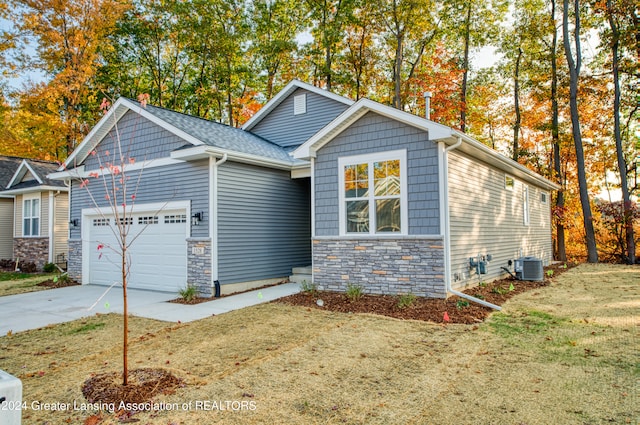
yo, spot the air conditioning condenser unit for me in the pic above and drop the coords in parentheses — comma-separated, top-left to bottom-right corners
(514, 256, 544, 281)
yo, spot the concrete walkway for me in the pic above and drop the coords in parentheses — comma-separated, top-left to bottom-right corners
(0, 283, 300, 335)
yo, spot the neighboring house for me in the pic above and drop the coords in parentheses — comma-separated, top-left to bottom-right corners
(53, 80, 559, 297)
(0, 156, 69, 269)
(0, 156, 23, 260)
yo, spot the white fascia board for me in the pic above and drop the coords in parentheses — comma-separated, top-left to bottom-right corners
(291, 165, 311, 179)
(1, 186, 69, 196)
(294, 98, 455, 160)
(50, 158, 185, 180)
(242, 80, 354, 131)
(171, 145, 294, 171)
(63, 98, 131, 170)
(451, 130, 561, 191)
(48, 166, 85, 181)
(292, 96, 559, 192)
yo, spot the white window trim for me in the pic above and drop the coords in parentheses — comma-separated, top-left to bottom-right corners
(540, 191, 548, 204)
(22, 193, 41, 237)
(338, 149, 408, 236)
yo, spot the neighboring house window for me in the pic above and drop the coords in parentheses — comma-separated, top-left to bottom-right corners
(338, 150, 407, 235)
(523, 185, 530, 226)
(23, 195, 40, 237)
(505, 175, 515, 190)
(294, 94, 306, 115)
(540, 192, 548, 203)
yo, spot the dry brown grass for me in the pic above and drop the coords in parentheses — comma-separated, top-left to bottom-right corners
(0, 273, 55, 297)
(1, 263, 638, 424)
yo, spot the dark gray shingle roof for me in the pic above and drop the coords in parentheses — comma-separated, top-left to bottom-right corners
(0, 156, 65, 191)
(0, 156, 23, 188)
(135, 101, 296, 164)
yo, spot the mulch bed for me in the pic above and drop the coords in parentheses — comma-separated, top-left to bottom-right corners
(37, 278, 79, 289)
(278, 262, 577, 324)
(81, 368, 183, 418)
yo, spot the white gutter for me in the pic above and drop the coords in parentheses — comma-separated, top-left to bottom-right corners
(442, 136, 501, 311)
(211, 153, 228, 283)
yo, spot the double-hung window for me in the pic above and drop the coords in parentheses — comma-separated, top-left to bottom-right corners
(338, 150, 407, 235)
(23, 195, 40, 237)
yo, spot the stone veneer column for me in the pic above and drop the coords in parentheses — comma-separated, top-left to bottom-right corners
(67, 239, 82, 283)
(13, 238, 49, 271)
(312, 237, 446, 298)
(187, 238, 212, 297)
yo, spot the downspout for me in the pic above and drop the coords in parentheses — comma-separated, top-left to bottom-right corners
(211, 153, 228, 288)
(48, 192, 54, 263)
(443, 137, 501, 310)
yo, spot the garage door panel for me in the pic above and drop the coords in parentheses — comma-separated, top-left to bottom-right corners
(87, 209, 188, 292)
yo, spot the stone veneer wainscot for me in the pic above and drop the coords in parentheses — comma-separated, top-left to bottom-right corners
(13, 237, 49, 271)
(67, 239, 82, 282)
(312, 237, 446, 298)
(187, 238, 212, 297)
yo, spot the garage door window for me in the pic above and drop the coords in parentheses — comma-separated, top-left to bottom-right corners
(164, 214, 187, 224)
(138, 216, 158, 225)
(93, 218, 110, 226)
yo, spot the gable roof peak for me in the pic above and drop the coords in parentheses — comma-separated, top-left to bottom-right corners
(242, 79, 355, 131)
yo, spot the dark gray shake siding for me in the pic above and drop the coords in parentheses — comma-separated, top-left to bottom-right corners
(314, 111, 440, 236)
(312, 111, 446, 297)
(217, 161, 311, 285)
(82, 110, 187, 169)
(249, 88, 350, 149)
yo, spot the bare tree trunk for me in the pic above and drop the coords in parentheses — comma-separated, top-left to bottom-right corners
(607, 0, 636, 264)
(513, 47, 523, 162)
(460, 2, 471, 132)
(393, 32, 404, 109)
(551, 0, 566, 261)
(122, 245, 128, 385)
(563, 0, 598, 262)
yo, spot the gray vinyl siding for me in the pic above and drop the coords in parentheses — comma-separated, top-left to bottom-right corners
(314, 111, 440, 236)
(448, 150, 553, 290)
(250, 88, 350, 150)
(82, 111, 187, 170)
(70, 160, 209, 239)
(218, 161, 311, 284)
(0, 198, 13, 258)
(53, 193, 69, 260)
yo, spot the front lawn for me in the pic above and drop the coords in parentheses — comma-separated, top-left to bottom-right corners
(0, 272, 56, 297)
(1, 263, 637, 424)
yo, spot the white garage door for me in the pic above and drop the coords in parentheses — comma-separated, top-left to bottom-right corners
(87, 208, 188, 292)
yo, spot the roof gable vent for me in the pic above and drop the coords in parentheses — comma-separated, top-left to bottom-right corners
(294, 94, 306, 115)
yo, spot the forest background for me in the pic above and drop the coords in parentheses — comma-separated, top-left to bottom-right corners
(0, 0, 637, 263)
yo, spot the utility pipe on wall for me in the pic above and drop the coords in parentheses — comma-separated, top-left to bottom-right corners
(442, 136, 501, 311)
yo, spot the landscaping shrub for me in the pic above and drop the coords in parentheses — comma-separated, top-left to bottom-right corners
(43, 262, 57, 273)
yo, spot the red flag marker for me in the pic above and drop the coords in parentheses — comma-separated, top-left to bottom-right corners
(443, 311, 450, 322)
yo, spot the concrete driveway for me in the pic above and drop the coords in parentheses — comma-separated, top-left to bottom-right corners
(0, 283, 300, 335)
